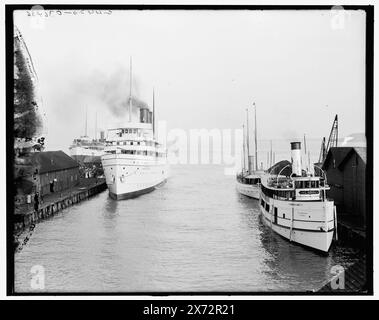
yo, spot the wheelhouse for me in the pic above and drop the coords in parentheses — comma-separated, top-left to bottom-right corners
(103, 123, 166, 158)
(262, 175, 329, 202)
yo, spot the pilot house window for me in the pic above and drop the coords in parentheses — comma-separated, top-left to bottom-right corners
(311, 181, 318, 188)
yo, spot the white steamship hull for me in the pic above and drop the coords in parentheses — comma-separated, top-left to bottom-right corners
(259, 194, 335, 253)
(102, 154, 169, 200)
(235, 181, 260, 199)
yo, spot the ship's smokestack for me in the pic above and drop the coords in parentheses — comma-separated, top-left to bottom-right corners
(290, 142, 302, 176)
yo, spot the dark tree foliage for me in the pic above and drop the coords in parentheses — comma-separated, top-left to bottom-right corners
(13, 32, 43, 199)
(14, 42, 41, 139)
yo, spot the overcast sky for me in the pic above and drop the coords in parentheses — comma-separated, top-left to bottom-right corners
(15, 9, 366, 152)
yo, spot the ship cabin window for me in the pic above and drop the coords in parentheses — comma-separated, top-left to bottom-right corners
(121, 150, 136, 155)
(295, 180, 319, 189)
(296, 181, 306, 189)
(261, 185, 295, 201)
(261, 199, 265, 207)
(133, 129, 137, 134)
(265, 203, 270, 212)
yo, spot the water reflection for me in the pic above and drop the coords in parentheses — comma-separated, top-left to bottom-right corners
(15, 165, 359, 292)
(103, 195, 119, 215)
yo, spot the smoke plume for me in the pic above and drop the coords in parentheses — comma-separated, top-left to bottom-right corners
(80, 66, 150, 118)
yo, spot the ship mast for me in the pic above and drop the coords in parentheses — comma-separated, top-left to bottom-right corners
(242, 124, 246, 173)
(95, 110, 97, 140)
(303, 134, 307, 155)
(85, 106, 88, 137)
(152, 88, 155, 139)
(303, 134, 307, 171)
(246, 108, 251, 174)
(129, 57, 133, 122)
(270, 140, 273, 168)
(253, 102, 258, 172)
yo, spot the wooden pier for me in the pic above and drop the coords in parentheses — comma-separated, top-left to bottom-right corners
(316, 254, 367, 293)
(336, 214, 366, 248)
(13, 178, 107, 234)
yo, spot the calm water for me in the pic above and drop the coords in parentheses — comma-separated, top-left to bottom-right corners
(15, 164, 360, 293)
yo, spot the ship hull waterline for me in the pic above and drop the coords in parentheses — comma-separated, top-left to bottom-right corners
(108, 179, 167, 200)
(102, 153, 169, 201)
(235, 180, 260, 199)
(259, 196, 335, 253)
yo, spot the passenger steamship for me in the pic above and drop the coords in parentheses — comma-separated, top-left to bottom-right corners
(69, 110, 105, 163)
(101, 63, 168, 200)
(259, 142, 337, 252)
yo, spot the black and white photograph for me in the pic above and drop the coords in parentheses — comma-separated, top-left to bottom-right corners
(4, 4, 373, 297)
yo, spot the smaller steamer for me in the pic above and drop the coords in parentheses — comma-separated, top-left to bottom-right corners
(259, 142, 337, 253)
